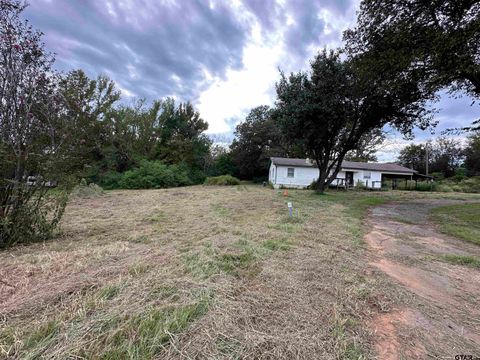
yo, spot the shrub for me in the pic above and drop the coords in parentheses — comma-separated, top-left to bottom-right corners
(435, 184, 453, 192)
(99, 171, 123, 190)
(414, 182, 436, 191)
(71, 179, 104, 198)
(252, 176, 268, 184)
(204, 175, 241, 186)
(0, 182, 68, 249)
(436, 176, 480, 193)
(354, 180, 366, 190)
(118, 161, 193, 189)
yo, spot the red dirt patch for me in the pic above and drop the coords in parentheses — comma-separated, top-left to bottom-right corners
(365, 200, 480, 358)
(370, 309, 427, 360)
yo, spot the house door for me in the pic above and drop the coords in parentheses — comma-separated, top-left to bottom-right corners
(345, 171, 354, 187)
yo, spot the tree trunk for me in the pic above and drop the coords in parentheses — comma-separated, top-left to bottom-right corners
(314, 159, 329, 193)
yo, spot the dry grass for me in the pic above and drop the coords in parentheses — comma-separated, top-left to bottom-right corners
(1, 186, 479, 359)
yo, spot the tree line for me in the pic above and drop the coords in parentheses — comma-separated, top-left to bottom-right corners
(398, 134, 480, 179)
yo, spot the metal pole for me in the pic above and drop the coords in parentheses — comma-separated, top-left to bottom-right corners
(425, 143, 429, 176)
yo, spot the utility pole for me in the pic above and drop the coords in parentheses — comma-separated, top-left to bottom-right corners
(425, 142, 429, 176)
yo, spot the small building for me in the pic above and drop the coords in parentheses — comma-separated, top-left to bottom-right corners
(268, 157, 418, 189)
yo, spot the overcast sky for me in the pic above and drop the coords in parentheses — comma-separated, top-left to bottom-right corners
(25, 0, 480, 161)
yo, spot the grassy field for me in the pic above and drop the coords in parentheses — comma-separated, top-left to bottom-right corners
(431, 203, 480, 245)
(1, 186, 479, 359)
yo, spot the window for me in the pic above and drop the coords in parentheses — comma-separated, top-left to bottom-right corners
(363, 171, 371, 179)
(287, 168, 295, 178)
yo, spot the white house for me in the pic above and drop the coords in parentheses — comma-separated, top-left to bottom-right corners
(268, 157, 418, 189)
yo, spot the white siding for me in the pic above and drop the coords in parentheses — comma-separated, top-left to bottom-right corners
(271, 164, 385, 189)
(268, 163, 276, 184)
(274, 165, 319, 188)
(349, 170, 382, 189)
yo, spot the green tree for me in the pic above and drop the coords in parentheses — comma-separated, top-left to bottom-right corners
(59, 69, 120, 174)
(464, 132, 480, 175)
(275, 50, 429, 192)
(0, 0, 67, 247)
(398, 138, 464, 177)
(430, 137, 464, 177)
(230, 105, 289, 179)
(397, 144, 427, 174)
(345, 0, 480, 130)
(345, 129, 386, 162)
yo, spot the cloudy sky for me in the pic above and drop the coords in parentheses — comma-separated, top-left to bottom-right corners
(25, 0, 480, 160)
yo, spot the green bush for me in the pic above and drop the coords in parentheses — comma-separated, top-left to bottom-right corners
(118, 161, 193, 189)
(71, 179, 104, 198)
(414, 182, 436, 191)
(99, 171, 123, 190)
(0, 182, 68, 249)
(435, 184, 453, 192)
(204, 175, 241, 186)
(436, 176, 480, 193)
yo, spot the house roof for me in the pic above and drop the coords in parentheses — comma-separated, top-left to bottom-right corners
(270, 157, 417, 174)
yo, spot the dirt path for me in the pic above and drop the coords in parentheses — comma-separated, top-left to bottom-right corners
(365, 200, 480, 359)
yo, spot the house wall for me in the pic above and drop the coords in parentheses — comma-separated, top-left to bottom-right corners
(271, 164, 386, 189)
(268, 163, 276, 184)
(352, 170, 383, 189)
(274, 165, 319, 188)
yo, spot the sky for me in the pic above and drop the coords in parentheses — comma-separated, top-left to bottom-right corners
(25, 0, 480, 161)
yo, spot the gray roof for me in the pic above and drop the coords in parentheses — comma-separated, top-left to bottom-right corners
(270, 157, 417, 174)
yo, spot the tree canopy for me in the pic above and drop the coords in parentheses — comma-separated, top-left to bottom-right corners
(274, 50, 430, 192)
(345, 0, 480, 130)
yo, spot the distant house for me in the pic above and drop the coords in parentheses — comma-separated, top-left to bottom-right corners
(268, 157, 418, 189)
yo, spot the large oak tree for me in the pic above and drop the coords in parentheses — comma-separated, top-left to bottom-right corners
(345, 0, 480, 130)
(274, 50, 431, 193)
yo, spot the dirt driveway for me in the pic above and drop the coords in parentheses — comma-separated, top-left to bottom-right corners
(365, 200, 480, 359)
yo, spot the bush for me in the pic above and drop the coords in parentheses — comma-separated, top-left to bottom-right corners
(99, 171, 123, 190)
(0, 182, 68, 249)
(436, 176, 480, 193)
(71, 179, 104, 198)
(252, 176, 268, 184)
(118, 161, 193, 189)
(204, 175, 241, 186)
(414, 182, 436, 191)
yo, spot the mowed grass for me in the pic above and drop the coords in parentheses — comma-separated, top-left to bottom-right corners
(1, 186, 479, 359)
(431, 203, 480, 245)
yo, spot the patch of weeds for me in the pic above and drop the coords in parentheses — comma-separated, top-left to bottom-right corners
(0, 327, 16, 354)
(355, 283, 372, 300)
(149, 285, 179, 301)
(182, 252, 219, 279)
(332, 316, 366, 360)
(268, 222, 302, 233)
(183, 243, 258, 279)
(283, 215, 304, 224)
(148, 209, 167, 222)
(263, 237, 291, 251)
(343, 342, 367, 360)
(128, 234, 151, 244)
(23, 320, 60, 356)
(210, 204, 230, 218)
(97, 295, 211, 359)
(216, 252, 256, 275)
(128, 263, 150, 277)
(98, 284, 121, 300)
(438, 254, 480, 268)
(216, 335, 242, 357)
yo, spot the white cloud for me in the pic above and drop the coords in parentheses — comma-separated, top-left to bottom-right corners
(197, 25, 283, 133)
(196, 2, 358, 134)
